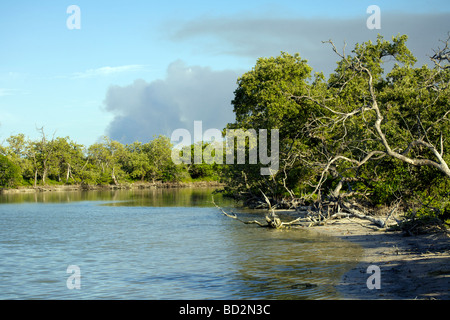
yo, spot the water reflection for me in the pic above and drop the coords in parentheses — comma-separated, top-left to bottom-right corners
(0, 187, 236, 207)
(222, 226, 362, 299)
(0, 188, 362, 300)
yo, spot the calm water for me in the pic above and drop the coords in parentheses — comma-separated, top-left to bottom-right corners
(0, 188, 362, 300)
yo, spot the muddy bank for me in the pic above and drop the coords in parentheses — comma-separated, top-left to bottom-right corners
(305, 217, 450, 299)
(0, 181, 225, 194)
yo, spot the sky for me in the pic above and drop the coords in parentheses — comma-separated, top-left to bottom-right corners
(0, 0, 449, 147)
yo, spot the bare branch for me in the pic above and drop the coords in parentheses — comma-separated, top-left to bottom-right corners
(431, 33, 450, 69)
(322, 40, 450, 179)
(212, 196, 267, 227)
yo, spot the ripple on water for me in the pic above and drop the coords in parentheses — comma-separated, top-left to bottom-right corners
(0, 189, 362, 299)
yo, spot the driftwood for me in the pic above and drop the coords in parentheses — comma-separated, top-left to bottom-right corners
(213, 191, 402, 230)
(212, 196, 302, 229)
(295, 197, 401, 229)
(212, 196, 267, 227)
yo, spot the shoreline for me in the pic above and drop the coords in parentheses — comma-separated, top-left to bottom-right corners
(305, 217, 450, 299)
(2, 185, 448, 299)
(0, 181, 225, 194)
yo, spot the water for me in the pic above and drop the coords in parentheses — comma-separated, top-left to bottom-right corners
(0, 188, 362, 299)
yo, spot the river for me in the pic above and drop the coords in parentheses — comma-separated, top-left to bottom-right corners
(0, 187, 362, 299)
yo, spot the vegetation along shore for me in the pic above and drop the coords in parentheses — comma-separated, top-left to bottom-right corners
(1, 34, 449, 299)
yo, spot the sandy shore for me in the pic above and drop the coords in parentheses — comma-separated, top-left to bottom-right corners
(304, 217, 450, 300)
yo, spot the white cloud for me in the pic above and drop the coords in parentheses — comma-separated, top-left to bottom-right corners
(71, 64, 147, 79)
(103, 60, 238, 144)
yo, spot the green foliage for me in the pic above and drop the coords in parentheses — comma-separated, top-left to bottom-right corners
(0, 154, 21, 188)
(144, 135, 178, 182)
(231, 52, 313, 136)
(0, 132, 220, 187)
(226, 52, 320, 200)
(224, 34, 450, 221)
(186, 142, 222, 181)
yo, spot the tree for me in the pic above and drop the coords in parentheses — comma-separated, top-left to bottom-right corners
(122, 141, 151, 181)
(0, 132, 194, 187)
(50, 137, 85, 184)
(88, 137, 126, 185)
(225, 52, 318, 205)
(4, 134, 32, 182)
(143, 135, 180, 182)
(289, 35, 449, 199)
(0, 154, 21, 188)
(225, 34, 450, 225)
(187, 141, 221, 180)
(231, 52, 313, 136)
(23, 128, 57, 187)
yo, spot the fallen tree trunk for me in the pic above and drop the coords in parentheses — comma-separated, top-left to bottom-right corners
(212, 197, 267, 227)
(212, 196, 302, 229)
(213, 194, 401, 230)
(338, 206, 386, 228)
(304, 198, 401, 229)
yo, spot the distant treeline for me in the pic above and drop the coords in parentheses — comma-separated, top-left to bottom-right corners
(0, 130, 221, 188)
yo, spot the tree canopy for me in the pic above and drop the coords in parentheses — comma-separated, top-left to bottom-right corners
(0, 133, 214, 188)
(223, 34, 450, 222)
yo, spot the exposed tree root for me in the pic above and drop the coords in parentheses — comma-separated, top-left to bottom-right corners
(214, 194, 403, 230)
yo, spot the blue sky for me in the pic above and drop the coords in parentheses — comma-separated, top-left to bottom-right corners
(1, 0, 449, 146)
